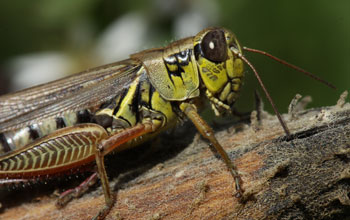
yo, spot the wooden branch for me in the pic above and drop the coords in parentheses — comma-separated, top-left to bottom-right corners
(1, 93, 350, 220)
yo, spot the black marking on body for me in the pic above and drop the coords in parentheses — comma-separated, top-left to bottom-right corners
(132, 82, 141, 123)
(55, 117, 66, 129)
(149, 85, 155, 109)
(164, 55, 177, 64)
(77, 109, 92, 123)
(28, 124, 40, 140)
(0, 133, 11, 153)
(139, 80, 150, 109)
(117, 116, 132, 127)
(164, 51, 191, 84)
(174, 69, 185, 84)
(113, 89, 128, 115)
(164, 60, 176, 86)
(194, 44, 203, 60)
(176, 49, 190, 66)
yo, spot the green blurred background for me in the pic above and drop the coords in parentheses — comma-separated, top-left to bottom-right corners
(0, 0, 349, 115)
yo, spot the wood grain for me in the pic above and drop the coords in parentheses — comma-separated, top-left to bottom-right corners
(1, 95, 350, 220)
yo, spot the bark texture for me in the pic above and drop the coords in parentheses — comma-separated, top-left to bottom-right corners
(0, 93, 350, 220)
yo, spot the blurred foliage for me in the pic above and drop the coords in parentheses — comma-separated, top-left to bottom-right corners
(0, 0, 349, 114)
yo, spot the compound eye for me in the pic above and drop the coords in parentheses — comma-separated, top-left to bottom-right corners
(201, 30, 228, 62)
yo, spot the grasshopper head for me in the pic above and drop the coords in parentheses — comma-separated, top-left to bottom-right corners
(194, 27, 244, 116)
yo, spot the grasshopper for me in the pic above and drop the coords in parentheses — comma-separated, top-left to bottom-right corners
(0, 27, 334, 219)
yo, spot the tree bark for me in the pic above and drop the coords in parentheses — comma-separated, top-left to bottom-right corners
(1, 93, 350, 220)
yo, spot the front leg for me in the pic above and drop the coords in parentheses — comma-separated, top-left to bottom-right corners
(179, 103, 243, 198)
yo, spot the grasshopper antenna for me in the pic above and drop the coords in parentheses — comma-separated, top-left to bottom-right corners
(243, 47, 336, 89)
(236, 53, 291, 138)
